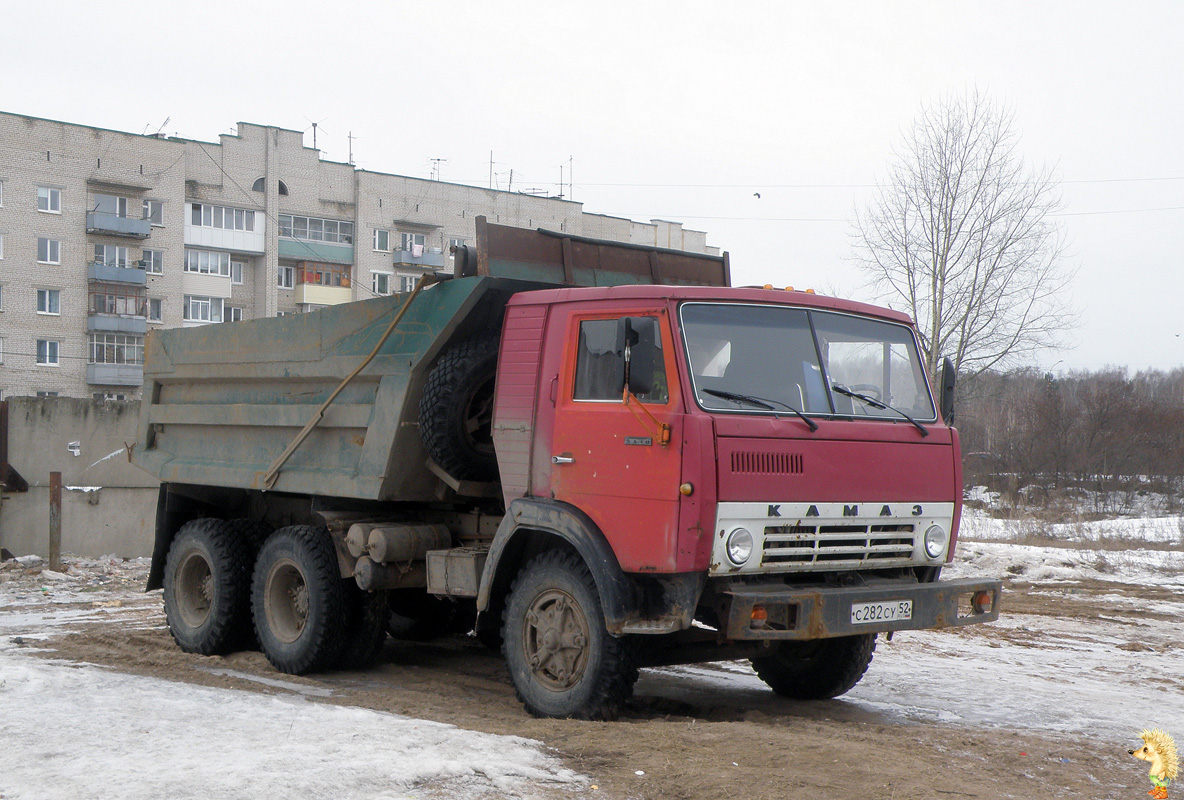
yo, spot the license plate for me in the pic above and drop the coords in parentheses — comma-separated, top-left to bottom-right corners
(850, 599, 913, 625)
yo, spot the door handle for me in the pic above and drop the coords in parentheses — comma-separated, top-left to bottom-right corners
(551, 454, 574, 464)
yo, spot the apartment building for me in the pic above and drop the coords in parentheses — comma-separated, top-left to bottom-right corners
(0, 112, 717, 400)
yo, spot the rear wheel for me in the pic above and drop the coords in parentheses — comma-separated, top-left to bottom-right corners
(751, 634, 877, 699)
(503, 550, 637, 720)
(162, 518, 252, 655)
(252, 525, 346, 674)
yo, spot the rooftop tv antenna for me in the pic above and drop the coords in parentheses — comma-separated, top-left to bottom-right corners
(303, 116, 328, 151)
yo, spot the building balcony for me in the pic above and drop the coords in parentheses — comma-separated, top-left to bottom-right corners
(294, 283, 352, 306)
(88, 314, 147, 335)
(87, 363, 143, 387)
(88, 261, 148, 285)
(392, 248, 445, 268)
(87, 212, 152, 239)
(278, 238, 353, 265)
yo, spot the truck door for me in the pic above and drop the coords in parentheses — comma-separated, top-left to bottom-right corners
(549, 311, 684, 573)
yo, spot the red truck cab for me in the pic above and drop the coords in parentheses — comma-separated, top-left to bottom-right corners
(485, 282, 997, 718)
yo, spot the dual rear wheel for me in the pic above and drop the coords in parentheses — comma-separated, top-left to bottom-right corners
(163, 520, 387, 673)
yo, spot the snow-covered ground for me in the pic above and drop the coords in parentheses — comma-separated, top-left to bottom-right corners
(2, 511, 1181, 797)
(0, 558, 582, 800)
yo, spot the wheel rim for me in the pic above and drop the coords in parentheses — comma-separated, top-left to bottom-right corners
(463, 375, 495, 456)
(175, 550, 214, 629)
(264, 557, 309, 644)
(522, 588, 591, 691)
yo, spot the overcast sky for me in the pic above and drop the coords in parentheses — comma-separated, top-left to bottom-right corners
(4, 1, 1181, 373)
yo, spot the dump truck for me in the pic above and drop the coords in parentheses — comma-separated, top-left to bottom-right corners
(134, 216, 1000, 720)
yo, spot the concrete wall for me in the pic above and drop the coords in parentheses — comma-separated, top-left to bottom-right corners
(0, 397, 157, 558)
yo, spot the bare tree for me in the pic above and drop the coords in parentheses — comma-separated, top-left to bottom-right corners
(853, 90, 1076, 378)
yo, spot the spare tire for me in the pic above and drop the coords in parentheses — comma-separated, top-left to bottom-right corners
(419, 334, 500, 481)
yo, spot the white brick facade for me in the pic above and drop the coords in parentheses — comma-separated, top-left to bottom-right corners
(0, 112, 717, 399)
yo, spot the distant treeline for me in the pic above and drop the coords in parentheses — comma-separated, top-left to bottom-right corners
(956, 367, 1184, 516)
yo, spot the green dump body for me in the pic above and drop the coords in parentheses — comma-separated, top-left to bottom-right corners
(134, 276, 529, 502)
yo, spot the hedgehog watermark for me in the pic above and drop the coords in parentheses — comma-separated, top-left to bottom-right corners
(1131, 729, 1178, 800)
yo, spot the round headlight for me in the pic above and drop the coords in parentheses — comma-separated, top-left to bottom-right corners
(726, 527, 754, 566)
(924, 524, 947, 559)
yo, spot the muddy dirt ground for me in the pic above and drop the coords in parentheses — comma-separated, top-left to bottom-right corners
(0, 557, 1165, 800)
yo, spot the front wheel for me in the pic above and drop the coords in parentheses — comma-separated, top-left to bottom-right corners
(252, 525, 346, 674)
(502, 550, 637, 720)
(751, 634, 877, 700)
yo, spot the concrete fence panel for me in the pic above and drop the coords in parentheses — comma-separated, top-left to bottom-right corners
(0, 397, 158, 558)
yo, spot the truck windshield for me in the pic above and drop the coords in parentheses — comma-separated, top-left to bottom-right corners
(679, 302, 937, 422)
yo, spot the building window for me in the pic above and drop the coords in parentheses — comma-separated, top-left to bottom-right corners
(142, 249, 164, 274)
(36, 339, 60, 366)
(0, 180, 4, 206)
(0, 232, 4, 259)
(37, 288, 61, 315)
(36, 391, 60, 398)
(0, 285, 4, 310)
(373, 229, 390, 252)
(371, 272, 392, 296)
(184, 249, 231, 277)
(93, 392, 128, 401)
(278, 214, 353, 244)
(148, 298, 163, 322)
(143, 199, 164, 225)
(278, 265, 294, 289)
(0, 337, 4, 363)
(298, 263, 350, 287)
(37, 186, 61, 213)
(231, 261, 244, 284)
(37, 237, 61, 264)
(401, 232, 426, 251)
(398, 274, 419, 293)
(88, 333, 144, 365)
(183, 295, 223, 323)
(94, 244, 129, 267)
(91, 283, 145, 316)
(226, 306, 244, 322)
(190, 203, 256, 232)
(93, 194, 130, 218)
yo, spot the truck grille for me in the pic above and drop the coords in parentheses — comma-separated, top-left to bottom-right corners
(760, 523, 916, 568)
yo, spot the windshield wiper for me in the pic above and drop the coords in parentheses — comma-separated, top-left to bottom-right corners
(702, 388, 819, 432)
(831, 383, 929, 437)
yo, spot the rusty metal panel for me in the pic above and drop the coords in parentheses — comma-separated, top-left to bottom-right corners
(469, 217, 730, 288)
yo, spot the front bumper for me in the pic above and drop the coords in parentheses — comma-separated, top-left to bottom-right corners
(716, 577, 1001, 640)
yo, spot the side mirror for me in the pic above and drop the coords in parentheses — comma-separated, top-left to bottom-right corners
(615, 317, 656, 396)
(939, 357, 956, 424)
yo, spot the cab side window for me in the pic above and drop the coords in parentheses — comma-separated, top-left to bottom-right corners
(573, 318, 668, 403)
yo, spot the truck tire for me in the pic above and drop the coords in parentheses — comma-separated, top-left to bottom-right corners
(751, 634, 877, 700)
(252, 525, 346, 675)
(502, 550, 638, 720)
(337, 585, 389, 670)
(419, 334, 499, 482)
(163, 518, 253, 655)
